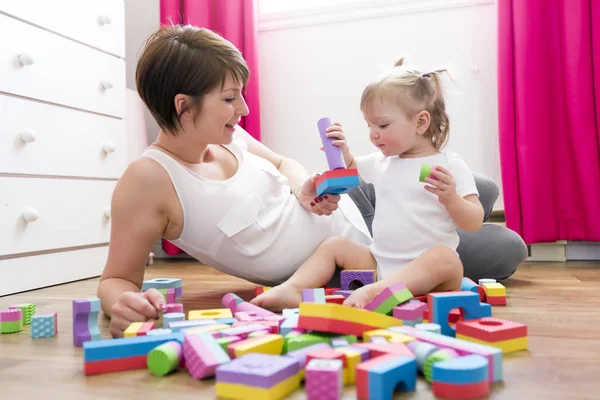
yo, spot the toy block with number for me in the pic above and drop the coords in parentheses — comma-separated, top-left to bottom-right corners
(302, 288, 326, 304)
(364, 282, 413, 315)
(30, 313, 58, 338)
(456, 317, 528, 353)
(142, 278, 182, 291)
(356, 354, 417, 399)
(305, 359, 344, 400)
(315, 169, 360, 196)
(432, 355, 490, 398)
(390, 326, 503, 382)
(9, 303, 35, 325)
(189, 308, 233, 320)
(1, 309, 23, 334)
(341, 270, 376, 290)
(215, 353, 301, 400)
(73, 298, 101, 346)
(184, 331, 230, 379)
(428, 292, 492, 337)
(83, 333, 184, 375)
(124, 322, 155, 338)
(298, 303, 402, 337)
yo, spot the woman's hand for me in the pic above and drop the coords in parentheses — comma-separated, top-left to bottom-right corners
(297, 175, 341, 216)
(108, 289, 164, 338)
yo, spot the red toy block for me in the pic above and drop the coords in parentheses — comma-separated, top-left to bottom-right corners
(307, 348, 347, 367)
(432, 380, 490, 399)
(325, 295, 345, 304)
(413, 295, 428, 303)
(324, 287, 341, 295)
(353, 342, 415, 359)
(84, 355, 147, 375)
(486, 296, 506, 306)
(423, 308, 462, 323)
(455, 317, 526, 342)
(314, 169, 359, 188)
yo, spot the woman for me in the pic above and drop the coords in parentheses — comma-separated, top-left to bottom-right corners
(98, 25, 527, 337)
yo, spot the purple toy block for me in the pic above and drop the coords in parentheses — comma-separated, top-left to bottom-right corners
(393, 301, 427, 321)
(341, 270, 376, 291)
(305, 359, 344, 400)
(216, 353, 300, 388)
(318, 117, 346, 170)
(73, 298, 101, 347)
(333, 290, 353, 298)
(302, 288, 326, 304)
(174, 286, 183, 297)
(284, 343, 333, 370)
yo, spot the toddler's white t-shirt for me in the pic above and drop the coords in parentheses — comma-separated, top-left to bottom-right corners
(355, 151, 478, 280)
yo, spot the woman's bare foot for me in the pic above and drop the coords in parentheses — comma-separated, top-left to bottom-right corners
(249, 284, 302, 312)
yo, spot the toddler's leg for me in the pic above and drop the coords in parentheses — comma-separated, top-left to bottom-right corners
(250, 237, 376, 311)
(344, 245, 463, 308)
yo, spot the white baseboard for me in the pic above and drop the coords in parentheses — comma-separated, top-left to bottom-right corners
(527, 241, 567, 262)
(565, 242, 600, 261)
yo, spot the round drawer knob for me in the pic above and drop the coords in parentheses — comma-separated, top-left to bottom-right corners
(100, 80, 114, 90)
(18, 53, 34, 66)
(21, 207, 39, 223)
(19, 129, 37, 143)
(103, 207, 111, 219)
(98, 15, 112, 25)
(103, 141, 116, 154)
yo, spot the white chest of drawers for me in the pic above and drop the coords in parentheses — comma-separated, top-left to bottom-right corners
(0, 0, 126, 296)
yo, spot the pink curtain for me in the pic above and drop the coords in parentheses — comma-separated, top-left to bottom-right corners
(498, 0, 600, 244)
(159, 0, 261, 256)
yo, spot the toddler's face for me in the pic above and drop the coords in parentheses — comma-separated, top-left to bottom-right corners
(363, 100, 419, 157)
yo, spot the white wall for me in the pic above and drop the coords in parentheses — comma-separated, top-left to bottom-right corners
(257, 0, 503, 209)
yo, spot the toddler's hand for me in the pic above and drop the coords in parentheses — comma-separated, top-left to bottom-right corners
(297, 174, 341, 216)
(324, 122, 352, 156)
(109, 289, 164, 338)
(424, 165, 459, 206)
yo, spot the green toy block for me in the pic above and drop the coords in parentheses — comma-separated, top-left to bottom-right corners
(1, 320, 23, 334)
(10, 303, 35, 325)
(419, 164, 433, 182)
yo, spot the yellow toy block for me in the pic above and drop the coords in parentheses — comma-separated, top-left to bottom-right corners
(184, 324, 231, 335)
(481, 282, 506, 297)
(335, 347, 362, 385)
(299, 303, 402, 334)
(456, 334, 528, 353)
(227, 334, 284, 358)
(362, 329, 414, 344)
(215, 372, 301, 400)
(124, 322, 143, 338)
(189, 308, 233, 320)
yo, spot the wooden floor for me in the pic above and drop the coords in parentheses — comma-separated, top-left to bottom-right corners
(1, 260, 600, 399)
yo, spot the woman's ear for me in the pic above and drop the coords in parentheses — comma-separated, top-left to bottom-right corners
(174, 94, 190, 119)
(416, 110, 431, 135)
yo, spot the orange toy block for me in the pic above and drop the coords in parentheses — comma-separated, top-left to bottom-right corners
(298, 303, 402, 337)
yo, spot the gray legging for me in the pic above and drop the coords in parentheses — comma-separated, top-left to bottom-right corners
(345, 173, 527, 283)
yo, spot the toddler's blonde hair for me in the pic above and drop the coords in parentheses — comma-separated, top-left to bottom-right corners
(360, 56, 450, 150)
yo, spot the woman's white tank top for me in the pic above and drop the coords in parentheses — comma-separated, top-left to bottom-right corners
(141, 133, 371, 286)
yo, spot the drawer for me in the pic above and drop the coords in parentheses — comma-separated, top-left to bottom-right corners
(0, 178, 116, 256)
(0, 94, 127, 179)
(0, 13, 125, 118)
(0, 246, 108, 296)
(0, 0, 125, 57)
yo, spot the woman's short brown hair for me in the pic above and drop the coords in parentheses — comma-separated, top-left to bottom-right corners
(135, 25, 249, 134)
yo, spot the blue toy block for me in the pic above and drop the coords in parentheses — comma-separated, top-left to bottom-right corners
(317, 175, 360, 196)
(429, 292, 490, 337)
(369, 355, 417, 398)
(460, 277, 479, 293)
(83, 333, 184, 362)
(432, 354, 489, 385)
(142, 278, 182, 291)
(31, 314, 57, 338)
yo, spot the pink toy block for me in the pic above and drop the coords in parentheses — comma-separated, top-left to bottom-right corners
(184, 331, 231, 379)
(222, 293, 277, 317)
(165, 288, 176, 304)
(221, 323, 272, 339)
(0, 308, 22, 322)
(364, 282, 413, 315)
(164, 303, 183, 314)
(305, 359, 344, 400)
(393, 301, 427, 320)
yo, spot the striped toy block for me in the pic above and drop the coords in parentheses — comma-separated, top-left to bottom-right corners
(234, 311, 285, 324)
(216, 353, 301, 400)
(302, 288, 326, 304)
(364, 282, 413, 315)
(340, 270, 376, 291)
(481, 282, 506, 297)
(1, 309, 23, 334)
(72, 298, 101, 346)
(280, 314, 299, 336)
(184, 331, 230, 379)
(390, 326, 503, 382)
(147, 340, 182, 376)
(31, 313, 58, 338)
(428, 292, 491, 337)
(306, 347, 347, 367)
(124, 322, 155, 338)
(248, 330, 271, 338)
(189, 308, 233, 320)
(220, 323, 273, 339)
(315, 169, 360, 196)
(432, 354, 489, 385)
(432, 380, 490, 399)
(284, 332, 356, 354)
(456, 317, 527, 353)
(305, 359, 344, 400)
(356, 354, 417, 399)
(227, 334, 283, 358)
(298, 303, 402, 337)
(142, 278, 182, 291)
(158, 288, 176, 304)
(9, 303, 35, 325)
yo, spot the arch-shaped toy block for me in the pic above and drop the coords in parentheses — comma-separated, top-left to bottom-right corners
(73, 298, 101, 346)
(427, 292, 491, 337)
(341, 270, 376, 291)
(356, 354, 417, 399)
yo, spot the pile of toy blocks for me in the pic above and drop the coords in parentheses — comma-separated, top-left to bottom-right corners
(0, 303, 59, 339)
(77, 272, 527, 399)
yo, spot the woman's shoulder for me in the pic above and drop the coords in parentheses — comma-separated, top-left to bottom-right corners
(119, 155, 172, 192)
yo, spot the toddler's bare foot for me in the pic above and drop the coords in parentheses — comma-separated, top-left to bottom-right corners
(249, 284, 302, 312)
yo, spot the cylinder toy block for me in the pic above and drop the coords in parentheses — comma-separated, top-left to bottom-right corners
(318, 117, 346, 170)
